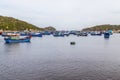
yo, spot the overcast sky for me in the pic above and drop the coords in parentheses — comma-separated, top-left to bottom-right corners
(0, 0, 120, 30)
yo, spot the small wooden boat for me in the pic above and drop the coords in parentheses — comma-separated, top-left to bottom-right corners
(4, 34, 31, 43)
(70, 42, 76, 45)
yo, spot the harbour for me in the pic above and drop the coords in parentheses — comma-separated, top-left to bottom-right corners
(0, 34, 120, 80)
(1, 0, 120, 79)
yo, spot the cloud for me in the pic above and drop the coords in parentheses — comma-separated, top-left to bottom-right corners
(1, 0, 120, 30)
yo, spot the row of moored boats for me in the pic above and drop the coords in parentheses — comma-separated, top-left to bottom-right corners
(0, 30, 112, 43)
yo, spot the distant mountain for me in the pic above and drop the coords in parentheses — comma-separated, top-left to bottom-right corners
(82, 24, 120, 31)
(44, 26, 56, 31)
(0, 16, 56, 31)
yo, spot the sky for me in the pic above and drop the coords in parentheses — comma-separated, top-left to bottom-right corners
(0, 0, 120, 30)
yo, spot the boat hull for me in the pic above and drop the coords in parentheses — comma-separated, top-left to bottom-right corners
(31, 35, 42, 37)
(104, 32, 110, 38)
(4, 38, 31, 43)
(30, 33, 42, 37)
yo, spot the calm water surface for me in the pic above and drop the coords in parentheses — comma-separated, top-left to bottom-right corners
(0, 34, 120, 80)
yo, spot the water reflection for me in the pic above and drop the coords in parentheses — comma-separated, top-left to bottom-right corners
(0, 34, 120, 80)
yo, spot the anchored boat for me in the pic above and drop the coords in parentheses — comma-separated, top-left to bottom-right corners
(30, 33, 42, 37)
(104, 32, 110, 38)
(4, 34, 31, 43)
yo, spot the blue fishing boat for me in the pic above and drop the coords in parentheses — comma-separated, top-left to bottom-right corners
(69, 31, 77, 35)
(2, 32, 16, 37)
(90, 31, 102, 36)
(77, 32, 88, 36)
(107, 30, 113, 35)
(42, 31, 51, 35)
(64, 32, 70, 36)
(53, 32, 64, 37)
(4, 35, 31, 43)
(104, 32, 110, 38)
(30, 33, 42, 37)
(20, 32, 29, 36)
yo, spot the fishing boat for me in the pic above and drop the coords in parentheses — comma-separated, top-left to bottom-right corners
(77, 32, 88, 36)
(20, 32, 30, 36)
(4, 34, 31, 43)
(53, 31, 65, 37)
(2, 32, 16, 37)
(70, 42, 76, 45)
(90, 31, 102, 36)
(0, 32, 2, 35)
(30, 33, 42, 37)
(42, 31, 51, 35)
(104, 32, 110, 38)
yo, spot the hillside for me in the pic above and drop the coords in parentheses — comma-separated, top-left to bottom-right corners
(0, 16, 44, 31)
(44, 26, 56, 31)
(82, 24, 120, 31)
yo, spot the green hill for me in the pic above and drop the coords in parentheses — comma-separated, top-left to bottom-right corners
(44, 26, 56, 31)
(82, 24, 120, 31)
(0, 16, 44, 31)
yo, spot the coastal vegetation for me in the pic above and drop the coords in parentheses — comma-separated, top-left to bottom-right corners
(44, 26, 56, 31)
(82, 24, 120, 31)
(1, 15, 120, 32)
(0, 16, 56, 31)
